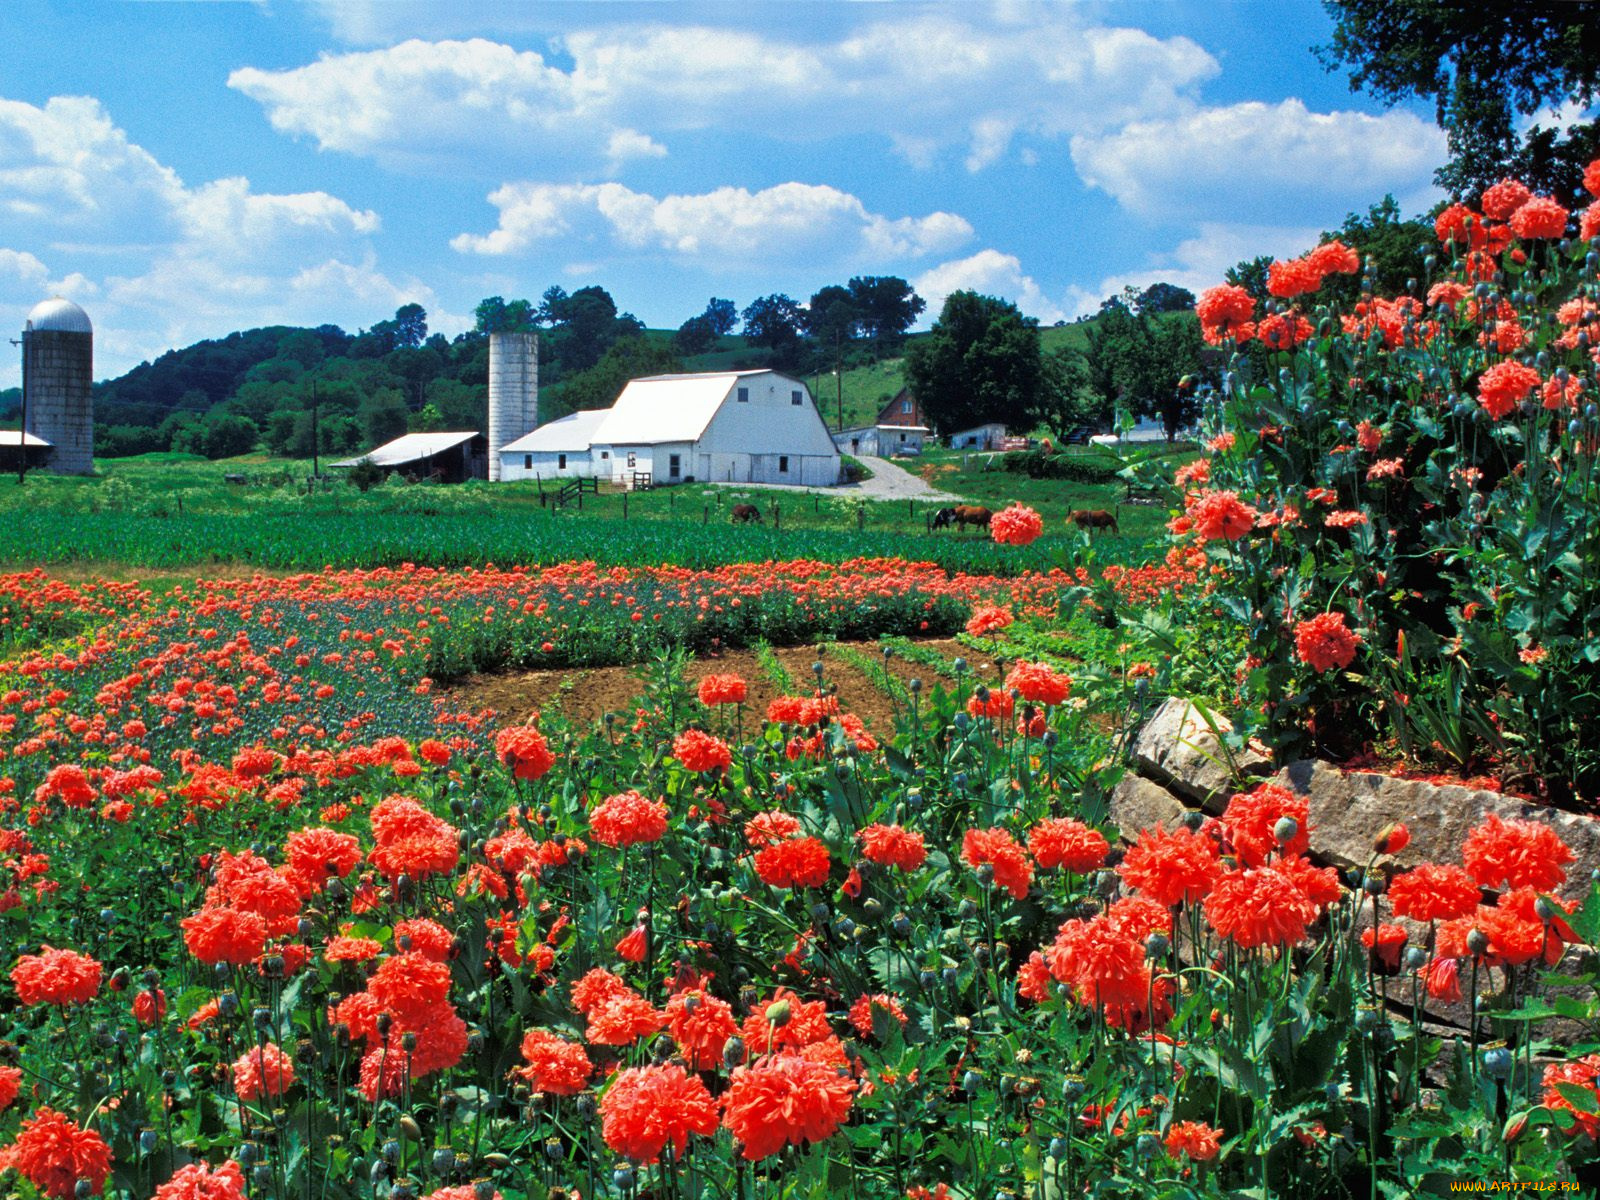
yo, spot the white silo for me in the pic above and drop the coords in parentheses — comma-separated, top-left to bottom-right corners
(487, 331, 538, 481)
(22, 297, 94, 475)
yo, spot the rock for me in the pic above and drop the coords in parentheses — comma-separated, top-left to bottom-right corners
(1275, 759, 1600, 898)
(1131, 697, 1273, 812)
(1108, 774, 1191, 838)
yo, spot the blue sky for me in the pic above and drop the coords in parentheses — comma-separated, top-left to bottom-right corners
(0, 0, 1454, 386)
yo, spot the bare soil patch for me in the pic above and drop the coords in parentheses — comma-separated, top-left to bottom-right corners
(444, 637, 975, 734)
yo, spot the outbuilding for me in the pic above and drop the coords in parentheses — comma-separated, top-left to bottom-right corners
(330, 431, 487, 482)
(498, 409, 610, 481)
(948, 422, 1007, 450)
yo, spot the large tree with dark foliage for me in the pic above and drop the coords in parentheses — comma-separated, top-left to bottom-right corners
(1319, 1, 1600, 202)
(904, 291, 1040, 435)
(847, 276, 924, 358)
(741, 294, 807, 369)
(1134, 282, 1196, 315)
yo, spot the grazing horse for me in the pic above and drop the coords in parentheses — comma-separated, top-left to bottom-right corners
(952, 505, 993, 532)
(731, 503, 762, 525)
(929, 507, 957, 531)
(1068, 508, 1120, 535)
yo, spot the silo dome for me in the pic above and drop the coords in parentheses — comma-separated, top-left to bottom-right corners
(26, 297, 92, 334)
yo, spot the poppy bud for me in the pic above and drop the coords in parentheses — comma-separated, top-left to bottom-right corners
(1482, 1045, 1513, 1080)
(962, 1070, 981, 1092)
(1535, 896, 1560, 923)
(431, 1149, 456, 1176)
(765, 999, 792, 1027)
(1467, 928, 1491, 956)
(724, 1036, 747, 1068)
(1374, 823, 1410, 855)
(1273, 816, 1299, 846)
(1504, 1113, 1528, 1144)
(138, 1128, 158, 1154)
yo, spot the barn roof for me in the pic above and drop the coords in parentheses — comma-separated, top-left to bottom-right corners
(500, 409, 609, 454)
(0, 430, 52, 447)
(330, 431, 479, 469)
(592, 371, 771, 446)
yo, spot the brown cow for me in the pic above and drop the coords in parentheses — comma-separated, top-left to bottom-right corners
(1068, 508, 1120, 534)
(731, 503, 762, 525)
(952, 505, 992, 532)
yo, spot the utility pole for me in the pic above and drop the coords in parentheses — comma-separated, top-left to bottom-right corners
(9, 329, 25, 486)
(311, 380, 320, 482)
(835, 326, 843, 433)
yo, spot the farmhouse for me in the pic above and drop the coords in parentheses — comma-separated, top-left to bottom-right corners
(832, 388, 930, 458)
(330, 431, 487, 482)
(495, 370, 841, 488)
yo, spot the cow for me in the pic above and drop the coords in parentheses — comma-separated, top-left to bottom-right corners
(929, 507, 958, 531)
(731, 503, 762, 525)
(952, 505, 993, 532)
(1068, 508, 1120, 535)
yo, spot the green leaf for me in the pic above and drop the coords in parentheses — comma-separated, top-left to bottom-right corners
(1554, 1081, 1600, 1115)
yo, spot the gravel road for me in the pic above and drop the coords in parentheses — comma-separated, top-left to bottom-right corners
(711, 454, 963, 503)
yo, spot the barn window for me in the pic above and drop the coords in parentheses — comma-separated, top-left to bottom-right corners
(737, 387, 749, 403)
(669, 454, 681, 479)
(601, 451, 609, 459)
(902, 399, 912, 414)
(779, 455, 789, 473)
(627, 452, 636, 468)
(558, 453, 567, 469)
(524, 454, 532, 469)
(791, 390, 802, 405)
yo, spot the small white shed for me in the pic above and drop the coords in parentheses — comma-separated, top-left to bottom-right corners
(948, 422, 1007, 450)
(833, 425, 929, 457)
(498, 409, 610, 481)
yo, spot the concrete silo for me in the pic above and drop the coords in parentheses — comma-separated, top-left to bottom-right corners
(22, 297, 94, 475)
(487, 331, 537, 481)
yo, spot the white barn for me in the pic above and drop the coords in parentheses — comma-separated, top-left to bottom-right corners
(498, 409, 610, 481)
(594, 370, 839, 487)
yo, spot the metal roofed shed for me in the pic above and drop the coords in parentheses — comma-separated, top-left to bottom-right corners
(330, 431, 487, 482)
(0, 429, 54, 473)
(498, 409, 610, 481)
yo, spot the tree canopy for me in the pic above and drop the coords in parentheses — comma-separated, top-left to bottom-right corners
(1319, 1, 1600, 201)
(904, 291, 1041, 435)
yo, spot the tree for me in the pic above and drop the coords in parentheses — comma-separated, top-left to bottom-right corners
(673, 316, 718, 357)
(1134, 283, 1197, 315)
(1029, 348, 1100, 439)
(358, 388, 410, 448)
(741, 294, 807, 369)
(1319, 2, 1600, 201)
(1318, 195, 1433, 307)
(559, 337, 684, 414)
(904, 291, 1041, 435)
(847, 276, 924, 358)
(1082, 306, 1205, 439)
(473, 296, 537, 334)
(703, 298, 738, 337)
(391, 303, 428, 350)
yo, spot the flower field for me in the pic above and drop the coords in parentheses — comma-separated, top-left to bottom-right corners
(7, 162, 1600, 1200)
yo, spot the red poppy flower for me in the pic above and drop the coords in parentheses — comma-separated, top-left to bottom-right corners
(723, 1054, 857, 1160)
(1543, 1055, 1600, 1139)
(1186, 490, 1258, 541)
(1476, 361, 1541, 420)
(754, 837, 832, 889)
(697, 674, 748, 706)
(182, 906, 269, 966)
(1164, 1120, 1222, 1162)
(232, 1042, 295, 1102)
(965, 605, 1013, 636)
(1118, 825, 1221, 908)
(1003, 661, 1072, 706)
(590, 790, 669, 847)
(511, 1029, 593, 1096)
(0, 1107, 112, 1198)
(0, 1064, 20, 1113)
(665, 989, 739, 1070)
(673, 729, 732, 773)
(495, 726, 555, 780)
(961, 827, 1034, 900)
(1028, 818, 1108, 873)
(599, 1064, 719, 1163)
(151, 1159, 247, 1200)
(990, 504, 1044, 546)
(11, 946, 102, 1006)
(858, 823, 927, 872)
(1461, 814, 1575, 891)
(1388, 863, 1480, 923)
(848, 993, 908, 1039)
(1203, 866, 1317, 949)
(1293, 612, 1361, 673)
(1221, 784, 1309, 867)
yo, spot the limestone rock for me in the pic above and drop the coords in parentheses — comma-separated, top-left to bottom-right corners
(1108, 774, 1191, 838)
(1275, 759, 1600, 897)
(1131, 697, 1273, 812)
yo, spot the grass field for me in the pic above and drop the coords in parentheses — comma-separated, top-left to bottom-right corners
(0, 445, 1187, 571)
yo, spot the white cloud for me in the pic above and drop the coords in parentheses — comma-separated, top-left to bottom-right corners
(230, 14, 1220, 175)
(0, 94, 431, 386)
(452, 180, 973, 267)
(1070, 98, 1446, 223)
(914, 248, 1068, 325)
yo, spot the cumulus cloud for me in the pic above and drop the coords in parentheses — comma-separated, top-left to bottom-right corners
(1070, 99, 1446, 223)
(0, 94, 432, 385)
(452, 180, 973, 267)
(230, 13, 1220, 175)
(914, 249, 1069, 326)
